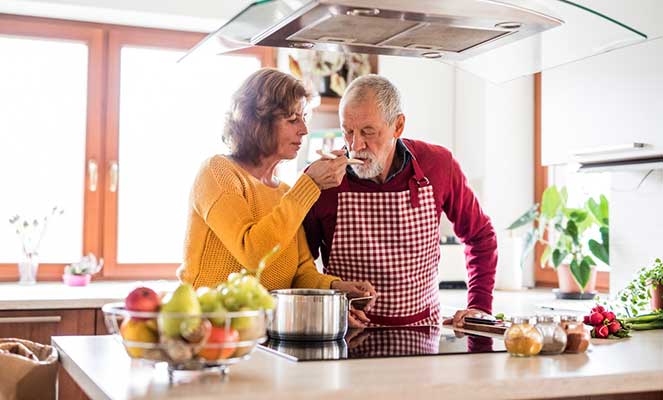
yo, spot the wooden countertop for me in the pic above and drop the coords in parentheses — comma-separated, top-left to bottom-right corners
(53, 329, 663, 400)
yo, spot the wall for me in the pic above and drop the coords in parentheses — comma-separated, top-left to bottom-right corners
(455, 70, 535, 288)
(541, 38, 663, 294)
(377, 55, 455, 148)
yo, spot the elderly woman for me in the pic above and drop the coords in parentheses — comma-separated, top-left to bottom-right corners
(178, 68, 374, 306)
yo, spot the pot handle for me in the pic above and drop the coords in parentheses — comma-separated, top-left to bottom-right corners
(348, 296, 373, 310)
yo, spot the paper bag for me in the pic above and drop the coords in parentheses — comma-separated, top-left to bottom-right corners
(0, 338, 59, 400)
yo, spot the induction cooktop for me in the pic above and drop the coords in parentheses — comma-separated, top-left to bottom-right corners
(258, 325, 506, 362)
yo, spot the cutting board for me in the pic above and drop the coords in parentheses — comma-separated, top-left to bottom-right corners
(462, 321, 508, 335)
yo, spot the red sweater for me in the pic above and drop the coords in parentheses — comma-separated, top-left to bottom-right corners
(304, 139, 498, 313)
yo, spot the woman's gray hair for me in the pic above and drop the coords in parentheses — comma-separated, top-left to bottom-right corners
(340, 74, 402, 125)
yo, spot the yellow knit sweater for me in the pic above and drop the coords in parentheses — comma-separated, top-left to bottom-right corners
(178, 155, 338, 290)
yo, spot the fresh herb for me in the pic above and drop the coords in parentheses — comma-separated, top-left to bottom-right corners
(617, 258, 663, 316)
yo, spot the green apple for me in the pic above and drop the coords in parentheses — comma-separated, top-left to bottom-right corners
(159, 283, 201, 338)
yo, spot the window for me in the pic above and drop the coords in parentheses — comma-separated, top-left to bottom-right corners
(0, 15, 273, 281)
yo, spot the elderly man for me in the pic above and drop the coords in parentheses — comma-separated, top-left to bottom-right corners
(304, 74, 498, 328)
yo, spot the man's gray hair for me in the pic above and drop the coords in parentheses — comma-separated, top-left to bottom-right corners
(341, 74, 403, 125)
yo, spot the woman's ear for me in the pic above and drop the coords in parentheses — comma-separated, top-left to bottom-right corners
(393, 114, 405, 138)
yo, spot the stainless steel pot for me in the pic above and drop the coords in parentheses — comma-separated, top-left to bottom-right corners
(268, 339, 348, 360)
(268, 289, 369, 341)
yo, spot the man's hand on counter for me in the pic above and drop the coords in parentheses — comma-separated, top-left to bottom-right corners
(442, 308, 492, 328)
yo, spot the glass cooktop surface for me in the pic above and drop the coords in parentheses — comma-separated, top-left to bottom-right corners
(258, 325, 506, 362)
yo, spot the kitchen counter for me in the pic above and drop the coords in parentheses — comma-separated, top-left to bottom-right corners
(0, 281, 178, 310)
(0, 281, 595, 314)
(53, 330, 663, 400)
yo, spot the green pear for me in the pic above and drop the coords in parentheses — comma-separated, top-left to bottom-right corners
(197, 287, 227, 326)
(159, 283, 201, 338)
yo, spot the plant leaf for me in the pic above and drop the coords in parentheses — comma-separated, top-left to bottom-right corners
(600, 226, 609, 249)
(599, 195, 609, 225)
(507, 204, 539, 230)
(566, 220, 579, 245)
(568, 209, 588, 223)
(521, 230, 536, 269)
(560, 187, 568, 205)
(570, 258, 592, 292)
(583, 255, 596, 267)
(541, 186, 561, 219)
(552, 249, 567, 267)
(589, 239, 609, 265)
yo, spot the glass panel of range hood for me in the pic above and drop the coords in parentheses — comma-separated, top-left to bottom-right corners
(182, 0, 661, 83)
(446, 0, 655, 82)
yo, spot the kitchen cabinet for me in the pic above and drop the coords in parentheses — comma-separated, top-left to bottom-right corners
(0, 308, 97, 400)
(541, 38, 663, 166)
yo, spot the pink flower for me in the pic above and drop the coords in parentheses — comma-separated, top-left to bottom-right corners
(595, 324, 609, 338)
(589, 312, 605, 326)
(608, 320, 622, 334)
(603, 311, 616, 322)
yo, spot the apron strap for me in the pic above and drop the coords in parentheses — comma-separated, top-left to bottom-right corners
(407, 152, 429, 208)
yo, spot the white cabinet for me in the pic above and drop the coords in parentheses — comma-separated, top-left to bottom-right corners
(541, 38, 663, 166)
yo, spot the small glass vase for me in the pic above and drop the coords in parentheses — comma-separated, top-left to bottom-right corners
(18, 253, 39, 285)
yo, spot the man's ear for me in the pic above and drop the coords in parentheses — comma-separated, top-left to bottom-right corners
(393, 114, 405, 138)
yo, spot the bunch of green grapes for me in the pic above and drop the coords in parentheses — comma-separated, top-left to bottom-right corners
(217, 269, 275, 312)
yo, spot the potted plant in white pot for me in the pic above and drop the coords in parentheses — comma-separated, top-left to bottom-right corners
(507, 185, 609, 299)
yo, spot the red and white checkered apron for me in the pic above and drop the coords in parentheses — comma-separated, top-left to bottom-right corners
(326, 156, 441, 326)
(348, 326, 441, 357)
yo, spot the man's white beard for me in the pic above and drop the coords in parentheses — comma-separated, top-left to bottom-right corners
(349, 150, 384, 179)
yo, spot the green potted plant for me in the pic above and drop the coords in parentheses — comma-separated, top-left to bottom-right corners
(507, 185, 609, 297)
(618, 258, 663, 315)
(63, 253, 104, 286)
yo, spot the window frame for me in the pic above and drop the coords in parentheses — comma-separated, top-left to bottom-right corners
(0, 14, 274, 281)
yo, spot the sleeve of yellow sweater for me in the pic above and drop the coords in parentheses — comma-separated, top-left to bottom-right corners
(292, 226, 339, 289)
(194, 157, 320, 272)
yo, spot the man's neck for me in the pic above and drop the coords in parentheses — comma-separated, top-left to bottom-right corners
(373, 144, 401, 184)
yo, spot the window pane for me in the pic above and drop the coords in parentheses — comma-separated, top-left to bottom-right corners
(0, 36, 87, 263)
(117, 47, 261, 263)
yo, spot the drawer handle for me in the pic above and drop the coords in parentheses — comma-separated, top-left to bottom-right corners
(0, 316, 62, 324)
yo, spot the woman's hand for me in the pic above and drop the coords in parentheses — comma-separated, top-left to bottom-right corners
(348, 309, 371, 328)
(442, 308, 492, 328)
(305, 150, 349, 190)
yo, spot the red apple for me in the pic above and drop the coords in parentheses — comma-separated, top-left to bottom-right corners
(197, 326, 239, 361)
(125, 287, 160, 315)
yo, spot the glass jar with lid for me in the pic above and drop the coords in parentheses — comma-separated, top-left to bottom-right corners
(562, 315, 591, 353)
(504, 316, 543, 357)
(535, 315, 567, 355)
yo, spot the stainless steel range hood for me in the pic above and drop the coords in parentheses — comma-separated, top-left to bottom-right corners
(181, 0, 660, 83)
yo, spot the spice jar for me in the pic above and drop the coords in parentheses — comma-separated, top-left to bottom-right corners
(504, 316, 543, 357)
(535, 315, 567, 355)
(563, 316, 591, 353)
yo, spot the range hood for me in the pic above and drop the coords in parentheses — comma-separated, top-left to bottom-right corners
(181, 0, 661, 83)
(573, 143, 663, 173)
